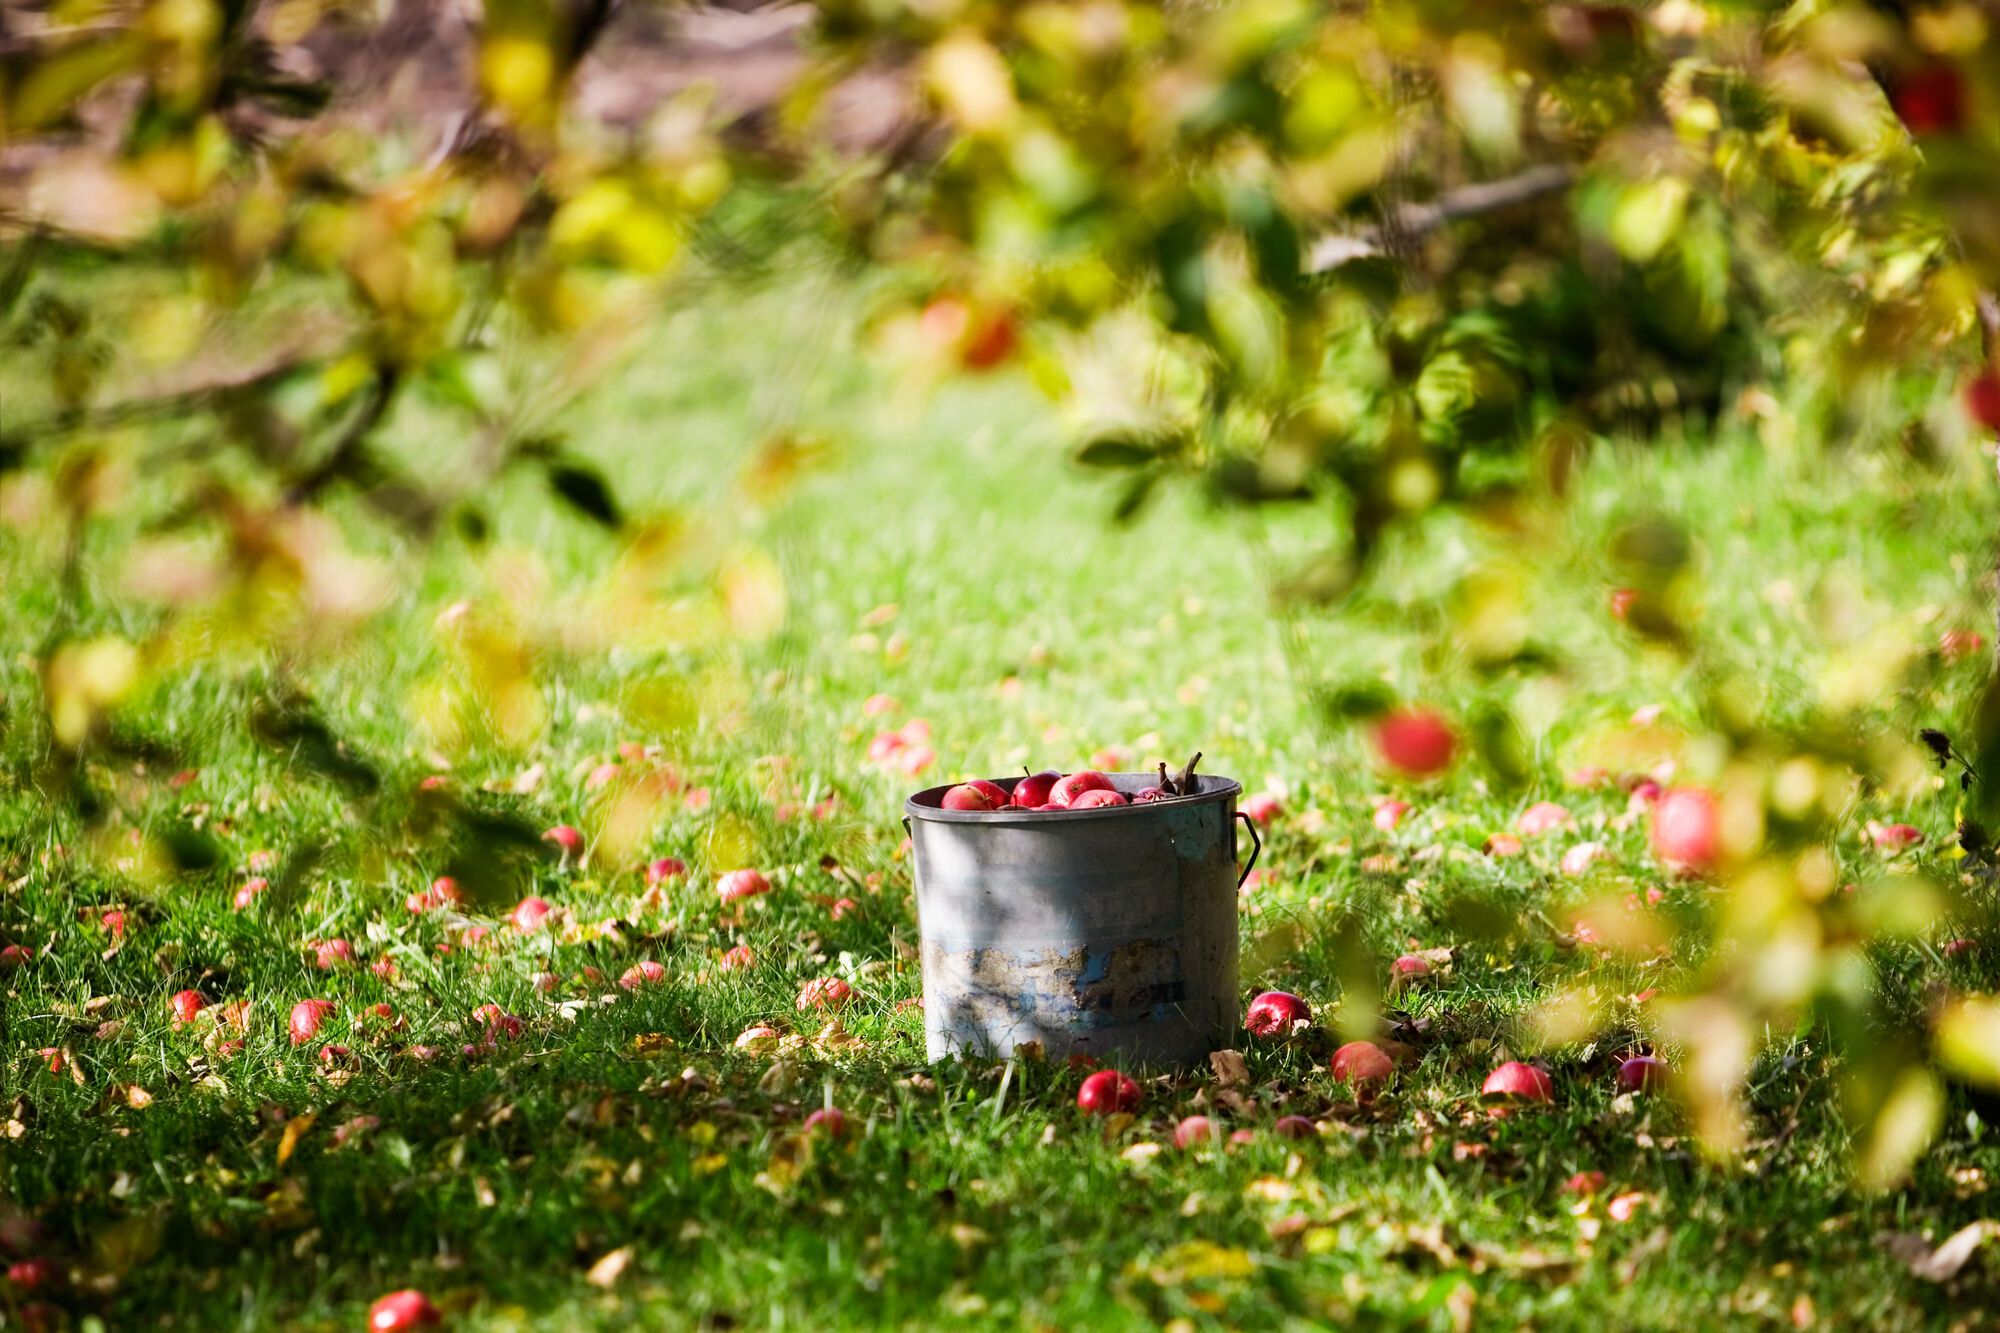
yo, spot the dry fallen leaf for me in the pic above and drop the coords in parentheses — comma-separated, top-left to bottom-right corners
(586, 1245, 633, 1288)
(1879, 1220, 2000, 1281)
(276, 1110, 318, 1166)
(1209, 1049, 1250, 1088)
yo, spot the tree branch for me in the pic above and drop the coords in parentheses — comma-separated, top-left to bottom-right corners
(1306, 164, 1575, 273)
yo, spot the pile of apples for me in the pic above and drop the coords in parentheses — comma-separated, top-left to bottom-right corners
(940, 757, 1202, 813)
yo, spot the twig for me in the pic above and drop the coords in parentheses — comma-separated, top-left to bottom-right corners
(1306, 164, 1575, 273)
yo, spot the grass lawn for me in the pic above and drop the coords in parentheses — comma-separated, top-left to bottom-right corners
(4, 271, 2000, 1330)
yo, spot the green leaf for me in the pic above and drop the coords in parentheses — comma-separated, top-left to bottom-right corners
(549, 462, 623, 528)
(1074, 435, 1157, 469)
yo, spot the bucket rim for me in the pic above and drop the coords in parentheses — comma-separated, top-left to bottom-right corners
(904, 772, 1243, 824)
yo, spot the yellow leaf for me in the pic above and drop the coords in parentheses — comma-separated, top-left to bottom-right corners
(276, 1110, 319, 1167)
(927, 32, 1017, 134)
(1937, 996, 2000, 1089)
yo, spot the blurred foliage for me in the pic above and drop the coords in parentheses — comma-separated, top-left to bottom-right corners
(3, 0, 2000, 1178)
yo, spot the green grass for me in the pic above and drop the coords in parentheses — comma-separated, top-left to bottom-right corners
(5, 271, 2000, 1330)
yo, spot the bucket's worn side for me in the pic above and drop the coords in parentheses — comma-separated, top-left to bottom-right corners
(910, 790, 1240, 1064)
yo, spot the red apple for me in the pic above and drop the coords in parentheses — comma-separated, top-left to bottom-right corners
(368, 1289, 441, 1332)
(646, 857, 686, 886)
(1391, 954, 1431, 981)
(1616, 1054, 1666, 1093)
(1562, 1170, 1607, 1195)
(1133, 787, 1169, 803)
(717, 869, 772, 903)
(797, 976, 855, 1010)
(1069, 788, 1129, 809)
(509, 896, 553, 933)
(1968, 371, 2000, 432)
(0, 944, 32, 968)
(289, 999, 336, 1045)
(169, 989, 206, 1025)
(1173, 1114, 1217, 1149)
(233, 878, 268, 910)
(1240, 792, 1283, 825)
(619, 960, 667, 989)
(1650, 787, 1718, 869)
(1517, 801, 1573, 836)
(1869, 821, 1924, 851)
(543, 824, 583, 857)
(1892, 61, 1967, 135)
(942, 780, 1009, 811)
(1372, 710, 1456, 777)
(1373, 799, 1410, 831)
(1049, 771, 1116, 807)
(1076, 1068, 1142, 1115)
(1330, 1040, 1394, 1089)
(1244, 990, 1312, 1038)
(472, 1005, 524, 1040)
(6, 1258, 55, 1290)
(804, 1107, 849, 1138)
(735, 1024, 782, 1050)
(961, 307, 1019, 370)
(1012, 771, 1060, 807)
(1273, 1115, 1316, 1141)
(1609, 587, 1639, 620)
(1941, 629, 1987, 662)
(314, 939, 356, 970)
(1481, 1060, 1554, 1111)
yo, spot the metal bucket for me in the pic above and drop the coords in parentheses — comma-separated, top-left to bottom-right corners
(903, 773, 1260, 1065)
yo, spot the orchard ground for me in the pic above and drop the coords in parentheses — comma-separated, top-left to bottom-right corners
(5, 276, 2000, 1329)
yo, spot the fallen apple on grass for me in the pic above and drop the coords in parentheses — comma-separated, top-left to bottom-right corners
(169, 989, 206, 1025)
(1076, 1068, 1142, 1115)
(289, 999, 336, 1045)
(619, 961, 667, 989)
(314, 938, 356, 970)
(1482, 1061, 1554, 1115)
(804, 1107, 849, 1138)
(1616, 1055, 1667, 1094)
(797, 977, 855, 1010)
(368, 1288, 441, 1331)
(1651, 787, 1718, 869)
(509, 897, 553, 933)
(1331, 1041, 1394, 1091)
(1173, 1114, 1217, 1149)
(1373, 709, 1456, 777)
(1243, 990, 1311, 1039)
(1273, 1116, 1316, 1141)
(717, 869, 772, 903)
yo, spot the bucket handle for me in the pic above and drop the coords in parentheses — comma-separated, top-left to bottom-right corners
(1233, 810, 1262, 888)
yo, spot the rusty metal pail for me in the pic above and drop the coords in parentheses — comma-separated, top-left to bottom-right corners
(903, 773, 1260, 1065)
